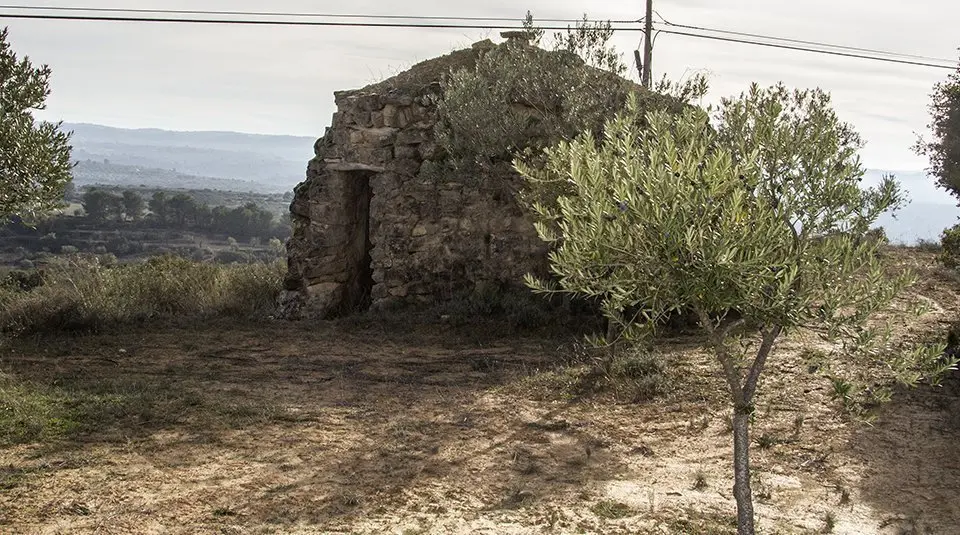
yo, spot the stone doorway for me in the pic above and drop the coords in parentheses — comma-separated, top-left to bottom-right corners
(341, 170, 375, 314)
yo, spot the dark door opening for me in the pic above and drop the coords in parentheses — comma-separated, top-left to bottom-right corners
(357, 175, 374, 311)
(342, 170, 375, 314)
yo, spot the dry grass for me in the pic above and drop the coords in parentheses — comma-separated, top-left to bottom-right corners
(0, 254, 284, 336)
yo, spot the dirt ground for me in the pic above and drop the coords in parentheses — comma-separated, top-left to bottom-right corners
(1, 250, 959, 534)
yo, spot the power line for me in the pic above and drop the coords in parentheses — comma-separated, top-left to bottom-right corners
(0, 11, 643, 31)
(0, 8, 954, 71)
(0, 4, 641, 25)
(660, 20, 953, 64)
(652, 25, 956, 70)
(0, 12, 640, 30)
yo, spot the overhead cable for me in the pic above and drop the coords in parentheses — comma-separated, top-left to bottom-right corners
(660, 20, 952, 64)
(0, 8, 953, 70)
(0, 4, 640, 24)
(0, 11, 641, 31)
(652, 25, 955, 70)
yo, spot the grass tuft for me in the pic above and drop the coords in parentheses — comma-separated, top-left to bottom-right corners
(692, 470, 708, 490)
(590, 500, 636, 519)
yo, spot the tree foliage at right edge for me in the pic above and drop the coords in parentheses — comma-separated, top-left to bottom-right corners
(517, 84, 953, 534)
(916, 52, 960, 266)
(916, 52, 960, 201)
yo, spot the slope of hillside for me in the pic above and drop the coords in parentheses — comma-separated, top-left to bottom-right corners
(877, 201, 957, 244)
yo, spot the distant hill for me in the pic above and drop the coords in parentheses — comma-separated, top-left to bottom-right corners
(63, 123, 316, 191)
(71, 160, 283, 194)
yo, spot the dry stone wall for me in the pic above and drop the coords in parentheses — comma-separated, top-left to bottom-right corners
(283, 82, 550, 318)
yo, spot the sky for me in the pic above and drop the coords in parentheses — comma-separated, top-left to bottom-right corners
(5, 0, 960, 204)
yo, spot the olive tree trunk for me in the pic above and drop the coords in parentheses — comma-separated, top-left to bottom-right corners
(710, 321, 782, 535)
(732, 406, 755, 535)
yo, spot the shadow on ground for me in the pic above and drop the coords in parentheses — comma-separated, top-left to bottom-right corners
(848, 373, 960, 534)
(0, 320, 633, 532)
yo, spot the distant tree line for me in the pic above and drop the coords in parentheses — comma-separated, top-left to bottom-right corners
(81, 189, 288, 240)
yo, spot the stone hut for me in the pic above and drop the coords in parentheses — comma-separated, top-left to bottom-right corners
(281, 37, 656, 319)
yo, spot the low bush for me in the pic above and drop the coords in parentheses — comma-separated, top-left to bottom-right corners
(938, 223, 960, 266)
(214, 249, 253, 264)
(431, 282, 561, 330)
(0, 255, 284, 336)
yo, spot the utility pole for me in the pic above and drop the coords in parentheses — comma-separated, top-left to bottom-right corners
(642, 0, 654, 88)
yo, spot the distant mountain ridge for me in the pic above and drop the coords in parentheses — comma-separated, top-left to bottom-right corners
(63, 123, 316, 191)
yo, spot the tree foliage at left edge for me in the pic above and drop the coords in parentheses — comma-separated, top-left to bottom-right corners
(0, 27, 73, 221)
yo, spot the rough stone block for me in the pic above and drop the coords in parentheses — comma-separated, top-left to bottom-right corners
(383, 93, 414, 106)
(359, 127, 398, 146)
(383, 105, 415, 128)
(396, 129, 430, 145)
(418, 142, 441, 160)
(393, 144, 419, 160)
(388, 285, 409, 298)
(387, 158, 422, 177)
(358, 93, 384, 111)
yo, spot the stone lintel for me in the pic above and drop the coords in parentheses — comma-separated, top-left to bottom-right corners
(326, 162, 386, 173)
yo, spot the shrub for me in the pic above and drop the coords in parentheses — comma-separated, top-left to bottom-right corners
(2, 269, 44, 291)
(433, 14, 682, 193)
(864, 226, 888, 246)
(429, 281, 565, 331)
(514, 344, 670, 403)
(0, 255, 284, 335)
(215, 250, 252, 264)
(939, 223, 960, 266)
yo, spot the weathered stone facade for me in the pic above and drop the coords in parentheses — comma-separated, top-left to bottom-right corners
(282, 45, 550, 318)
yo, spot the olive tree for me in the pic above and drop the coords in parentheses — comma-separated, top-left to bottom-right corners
(915, 52, 960, 265)
(517, 84, 951, 534)
(915, 51, 960, 201)
(0, 27, 72, 220)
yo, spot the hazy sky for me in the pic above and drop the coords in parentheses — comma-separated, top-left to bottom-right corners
(6, 1, 960, 203)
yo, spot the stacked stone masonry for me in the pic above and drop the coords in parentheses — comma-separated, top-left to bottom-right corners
(283, 80, 549, 318)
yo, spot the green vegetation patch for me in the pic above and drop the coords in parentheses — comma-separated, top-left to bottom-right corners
(0, 370, 279, 448)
